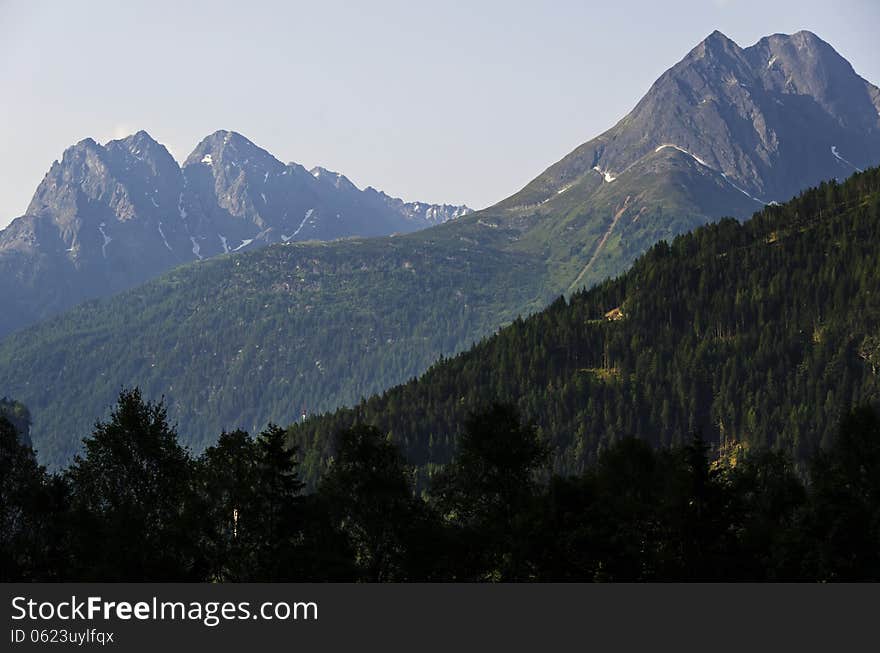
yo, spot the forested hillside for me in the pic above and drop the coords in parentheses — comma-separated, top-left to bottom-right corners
(0, 222, 544, 468)
(289, 168, 880, 484)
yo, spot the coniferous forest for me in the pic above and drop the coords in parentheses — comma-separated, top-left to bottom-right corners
(3, 169, 880, 582)
(3, 390, 880, 582)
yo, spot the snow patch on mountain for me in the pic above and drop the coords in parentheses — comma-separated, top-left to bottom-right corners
(655, 144, 710, 167)
(720, 173, 767, 205)
(291, 209, 315, 239)
(232, 238, 253, 252)
(831, 145, 862, 172)
(190, 236, 203, 260)
(592, 166, 616, 183)
(98, 223, 112, 259)
(219, 234, 229, 253)
(158, 222, 173, 251)
(201, 154, 213, 165)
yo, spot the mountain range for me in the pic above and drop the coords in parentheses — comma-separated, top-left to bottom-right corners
(0, 130, 470, 336)
(2, 30, 879, 469)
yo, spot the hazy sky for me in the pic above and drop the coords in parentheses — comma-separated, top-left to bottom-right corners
(1, 0, 878, 227)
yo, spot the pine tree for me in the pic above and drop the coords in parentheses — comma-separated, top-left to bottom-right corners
(430, 404, 549, 580)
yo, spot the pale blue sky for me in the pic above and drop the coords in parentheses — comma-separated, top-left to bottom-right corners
(1, 0, 878, 226)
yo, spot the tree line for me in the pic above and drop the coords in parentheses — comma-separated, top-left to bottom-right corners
(3, 389, 879, 582)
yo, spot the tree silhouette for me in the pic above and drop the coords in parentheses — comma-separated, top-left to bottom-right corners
(319, 424, 433, 581)
(0, 416, 53, 580)
(430, 404, 550, 580)
(198, 429, 260, 580)
(250, 424, 306, 579)
(66, 389, 202, 580)
(804, 405, 880, 580)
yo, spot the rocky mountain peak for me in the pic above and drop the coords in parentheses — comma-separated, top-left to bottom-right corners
(310, 166, 359, 193)
(104, 130, 180, 184)
(693, 30, 742, 57)
(110, 129, 170, 159)
(674, 30, 753, 85)
(747, 30, 878, 132)
(26, 137, 111, 219)
(184, 130, 284, 172)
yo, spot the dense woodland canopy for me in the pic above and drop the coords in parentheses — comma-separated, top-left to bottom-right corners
(3, 390, 880, 582)
(0, 223, 545, 469)
(289, 168, 880, 486)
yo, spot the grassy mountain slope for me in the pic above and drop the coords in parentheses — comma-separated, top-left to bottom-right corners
(288, 168, 880, 485)
(501, 147, 763, 293)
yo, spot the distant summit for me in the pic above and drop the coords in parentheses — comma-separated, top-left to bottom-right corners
(486, 30, 880, 289)
(0, 130, 471, 336)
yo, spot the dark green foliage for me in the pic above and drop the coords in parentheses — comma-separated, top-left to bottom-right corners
(430, 404, 549, 580)
(249, 424, 307, 579)
(718, 449, 807, 579)
(65, 389, 204, 580)
(4, 398, 880, 581)
(0, 398, 31, 448)
(0, 227, 545, 470)
(528, 403, 880, 581)
(317, 424, 438, 581)
(290, 168, 880, 485)
(802, 406, 880, 580)
(197, 429, 261, 581)
(0, 415, 65, 580)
